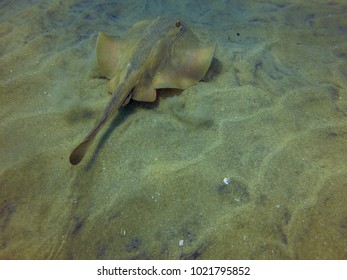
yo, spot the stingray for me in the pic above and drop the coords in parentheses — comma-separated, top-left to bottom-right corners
(69, 17, 215, 165)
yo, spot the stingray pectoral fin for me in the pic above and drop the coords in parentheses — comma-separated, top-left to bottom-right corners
(153, 42, 216, 89)
(96, 32, 123, 78)
(130, 19, 153, 32)
(107, 76, 120, 93)
(131, 83, 157, 102)
(184, 42, 216, 81)
(69, 138, 94, 165)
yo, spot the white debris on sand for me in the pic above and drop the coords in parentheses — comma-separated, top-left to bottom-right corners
(223, 177, 231, 185)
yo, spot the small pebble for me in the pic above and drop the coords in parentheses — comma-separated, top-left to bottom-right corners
(223, 177, 231, 185)
(179, 240, 184, 247)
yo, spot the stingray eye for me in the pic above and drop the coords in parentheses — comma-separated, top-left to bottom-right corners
(175, 20, 182, 29)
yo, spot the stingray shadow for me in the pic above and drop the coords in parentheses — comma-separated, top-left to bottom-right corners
(82, 57, 222, 171)
(84, 103, 137, 171)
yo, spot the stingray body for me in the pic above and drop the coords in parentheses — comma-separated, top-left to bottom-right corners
(69, 17, 215, 165)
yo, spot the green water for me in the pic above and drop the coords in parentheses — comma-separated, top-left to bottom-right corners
(0, 0, 346, 259)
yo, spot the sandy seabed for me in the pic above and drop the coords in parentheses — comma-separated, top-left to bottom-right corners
(0, 0, 346, 259)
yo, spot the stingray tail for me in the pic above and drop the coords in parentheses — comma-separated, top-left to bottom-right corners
(69, 85, 130, 165)
(69, 138, 93, 165)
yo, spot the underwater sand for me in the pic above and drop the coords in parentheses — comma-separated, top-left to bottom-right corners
(1, 0, 346, 259)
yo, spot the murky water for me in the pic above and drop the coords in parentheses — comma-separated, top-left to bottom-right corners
(1, 0, 346, 259)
